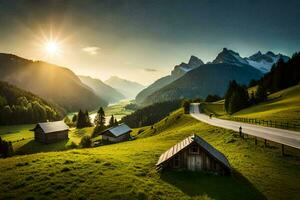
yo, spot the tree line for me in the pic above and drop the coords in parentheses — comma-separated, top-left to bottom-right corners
(224, 52, 300, 114)
(121, 100, 182, 128)
(66, 107, 119, 135)
(0, 81, 63, 125)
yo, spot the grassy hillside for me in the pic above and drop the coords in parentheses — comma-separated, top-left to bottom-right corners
(0, 124, 93, 155)
(202, 84, 300, 128)
(0, 109, 299, 199)
(234, 84, 300, 124)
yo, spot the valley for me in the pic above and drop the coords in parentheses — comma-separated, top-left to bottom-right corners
(0, 2, 299, 199)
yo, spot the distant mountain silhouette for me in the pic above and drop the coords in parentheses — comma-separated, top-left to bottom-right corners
(143, 63, 263, 106)
(136, 48, 289, 106)
(105, 76, 145, 99)
(0, 53, 107, 111)
(79, 75, 125, 104)
(136, 55, 204, 105)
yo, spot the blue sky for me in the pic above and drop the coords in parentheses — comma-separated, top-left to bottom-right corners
(0, 0, 299, 85)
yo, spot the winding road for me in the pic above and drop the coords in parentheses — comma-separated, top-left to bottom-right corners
(190, 103, 300, 149)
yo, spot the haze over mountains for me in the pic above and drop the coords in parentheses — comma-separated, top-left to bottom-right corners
(136, 48, 289, 106)
(79, 76, 125, 104)
(0, 53, 107, 111)
(105, 76, 145, 99)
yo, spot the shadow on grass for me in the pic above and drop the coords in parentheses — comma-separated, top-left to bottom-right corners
(161, 170, 266, 200)
(15, 139, 70, 155)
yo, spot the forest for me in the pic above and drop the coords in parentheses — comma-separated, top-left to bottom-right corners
(121, 100, 181, 128)
(0, 81, 63, 125)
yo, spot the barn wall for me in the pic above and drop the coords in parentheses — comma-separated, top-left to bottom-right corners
(44, 130, 69, 143)
(34, 128, 45, 143)
(102, 132, 130, 143)
(165, 143, 228, 174)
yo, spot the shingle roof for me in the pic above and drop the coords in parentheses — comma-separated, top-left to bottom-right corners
(156, 134, 231, 169)
(103, 123, 131, 137)
(36, 121, 69, 134)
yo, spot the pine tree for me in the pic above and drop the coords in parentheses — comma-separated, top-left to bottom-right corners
(109, 115, 115, 127)
(85, 110, 92, 127)
(255, 84, 268, 103)
(93, 107, 106, 134)
(76, 110, 85, 128)
(72, 114, 77, 123)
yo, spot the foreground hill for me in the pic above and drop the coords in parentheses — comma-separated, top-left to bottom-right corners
(0, 109, 299, 199)
(79, 76, 125, 104)
(0, 53, 107, 111)
(0, 81, 63, 125)
(143, 63, 263, 105)
(105, 76, 145, 99)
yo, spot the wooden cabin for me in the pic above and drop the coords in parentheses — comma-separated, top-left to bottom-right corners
(100, 123, 132, 143)
(156, 134, 231, 175)
(33, 121, 69, 144)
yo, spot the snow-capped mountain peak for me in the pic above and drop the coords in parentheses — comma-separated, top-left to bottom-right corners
(171, 55, 204, 77)
(212, 48, 290, 73)
(212, 48, 248, 66)
(245, 51, 289, 73)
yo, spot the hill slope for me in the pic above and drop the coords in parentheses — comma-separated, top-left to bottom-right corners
(143, 63, 263, 105)
(0, 53, 107, 111)
(79, 76, 125, 104)
(105, 76, 145, 99)
(0, 81, 63, 125)
(0, 109, 299, 199)
(234, 84, 300, 124)
(202, 84, 300, 127)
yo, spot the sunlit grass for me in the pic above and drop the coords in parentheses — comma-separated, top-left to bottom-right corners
(0, 109, 299, 199)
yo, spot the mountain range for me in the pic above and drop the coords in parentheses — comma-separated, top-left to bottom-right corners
(79, 76, 125, 104)
(136, 48, 289, 106)
(0, 53, 107, 111)
(105, 76, 145, 99)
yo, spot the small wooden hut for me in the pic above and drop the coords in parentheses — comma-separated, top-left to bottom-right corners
(100, 123, 132, 143)
(156, 134, 231, 175)
(33, 121, 69, 144)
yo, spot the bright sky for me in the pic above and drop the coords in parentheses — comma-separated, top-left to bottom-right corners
(0, 0, 299, 85)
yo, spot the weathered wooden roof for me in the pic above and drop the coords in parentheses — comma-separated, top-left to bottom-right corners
(35, 121, 69, 134)
(102, 123, 131, 137)
(156, 134, 231, 169)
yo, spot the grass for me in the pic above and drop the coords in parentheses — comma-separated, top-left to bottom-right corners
(202, 84, 300, 129)
(0, 124, 94, 155)
(0, 99, 134, 155)
(0, 109, 299, 199)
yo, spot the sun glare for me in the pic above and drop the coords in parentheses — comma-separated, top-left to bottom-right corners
(44, 41, 60, 55)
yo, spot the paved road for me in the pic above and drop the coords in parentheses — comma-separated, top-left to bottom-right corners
(190, 103, 300, 149)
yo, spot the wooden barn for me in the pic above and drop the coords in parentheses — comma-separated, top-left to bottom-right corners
(100, 123, 132, 143)
(32, 121, 69, 144)
(156, 134, 231, 175)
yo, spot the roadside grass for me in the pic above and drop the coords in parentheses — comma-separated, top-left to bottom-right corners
(0, 109, 299, 199)
(201, 84, 300, 129)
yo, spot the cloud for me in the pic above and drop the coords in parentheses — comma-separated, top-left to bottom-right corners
(144, 68, 158, 72)
(82, 46, 100, 55)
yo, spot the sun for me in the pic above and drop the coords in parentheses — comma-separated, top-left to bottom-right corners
(44, 41, 60, 55)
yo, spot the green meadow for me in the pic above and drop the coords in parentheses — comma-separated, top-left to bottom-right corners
(202, 84, 300, 130)
(0, 109, 299, 199)
(0, 124, 94, 155)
